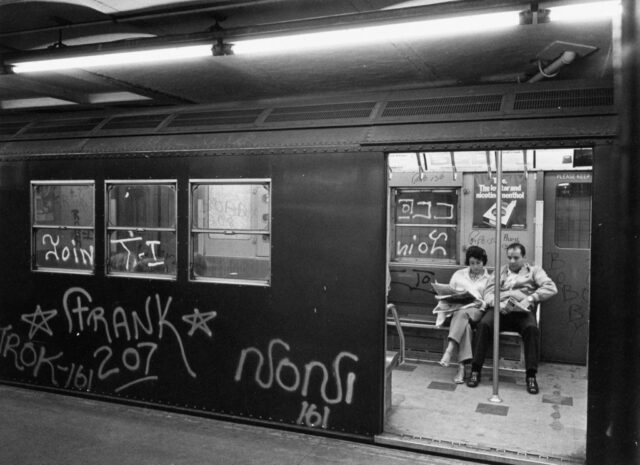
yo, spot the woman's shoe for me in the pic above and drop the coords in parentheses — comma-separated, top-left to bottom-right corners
(453, 365, 465, 384)
(439, 350, 452, 367)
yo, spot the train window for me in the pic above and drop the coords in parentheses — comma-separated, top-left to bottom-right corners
(389, 151, 536, 175)
(424, 152, 454, 171)
(555, 182, 592, 248)
(189, 180, 271, 286)
(390, 188, 458, 263)
(106, 181, 177, 278)
(31, 181, 95, 273)
(535, 148, 592, 170)
(388, 152, 422, 172)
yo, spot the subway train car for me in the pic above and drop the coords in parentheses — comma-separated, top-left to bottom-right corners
(0, 80, 616, 464)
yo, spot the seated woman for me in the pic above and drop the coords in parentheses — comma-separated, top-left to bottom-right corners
(438, 246, 491, 383)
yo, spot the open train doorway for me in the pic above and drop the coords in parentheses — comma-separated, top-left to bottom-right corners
(378, 148, 591, 465)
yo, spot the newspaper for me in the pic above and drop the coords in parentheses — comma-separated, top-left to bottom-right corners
(431, 282, 477, 306)
(504, 296, 532, 312)
(430, 282, 480, 325)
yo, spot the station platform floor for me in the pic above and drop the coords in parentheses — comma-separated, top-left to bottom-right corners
(0, 384, 491, 465)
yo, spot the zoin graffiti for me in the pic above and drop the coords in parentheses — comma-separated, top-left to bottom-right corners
(42, 233, 95, 266)
(0, 287, 217, 393)
(396, 229, 449, 257)
(234, 338, 359, 428)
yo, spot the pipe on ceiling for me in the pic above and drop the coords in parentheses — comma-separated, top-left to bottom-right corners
(528, 50, 577, 83)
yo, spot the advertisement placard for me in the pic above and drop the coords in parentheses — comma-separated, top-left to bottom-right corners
(473, 173, 527, 229)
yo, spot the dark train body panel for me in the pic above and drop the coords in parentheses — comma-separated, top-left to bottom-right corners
(0, 150, 387, 436)
(0, 80, 617, 445)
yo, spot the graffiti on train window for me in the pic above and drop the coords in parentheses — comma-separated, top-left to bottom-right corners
(106, 181, 177, 277)
(190, 180, 271, 286)
(472, 173, 527, 229)
(31, 181, 95, 273)
(391, 189, 458, 263)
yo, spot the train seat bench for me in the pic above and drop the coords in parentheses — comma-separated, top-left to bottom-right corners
(386, 304, 537, 372)
(386, 266, 540, 372)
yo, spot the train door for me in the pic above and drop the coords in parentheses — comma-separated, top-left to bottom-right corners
(381, 149, 590, 464)
(541, 171, 592, 364)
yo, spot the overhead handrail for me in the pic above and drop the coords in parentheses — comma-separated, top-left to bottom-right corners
(386, 303, 405, 365)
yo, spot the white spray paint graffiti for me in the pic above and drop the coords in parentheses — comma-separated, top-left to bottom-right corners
(42, 233, 94, 266)
(398, 199, 454, 221)
(234, 338, 359, 428)
(396, 229, 449, 257)
(110, 231, 165, 270)
(0, 287, 217, 394)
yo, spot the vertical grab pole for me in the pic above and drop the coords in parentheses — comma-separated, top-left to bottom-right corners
(489, 150, 503, 403)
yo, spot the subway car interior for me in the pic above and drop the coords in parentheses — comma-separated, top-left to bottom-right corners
(384, 147, 593, 462)
(1, 1, 638, 465)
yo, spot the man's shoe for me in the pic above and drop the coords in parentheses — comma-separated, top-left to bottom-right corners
(467, 371, 481, 388)
(526, 376, 539, 394)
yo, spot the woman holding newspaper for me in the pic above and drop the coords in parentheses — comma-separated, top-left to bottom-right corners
(435, 246, 491, 383)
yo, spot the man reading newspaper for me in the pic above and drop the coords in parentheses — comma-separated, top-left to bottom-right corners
(466, 242, 557, 394)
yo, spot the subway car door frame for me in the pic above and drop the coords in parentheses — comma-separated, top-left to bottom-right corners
(541, 170, 592, 364)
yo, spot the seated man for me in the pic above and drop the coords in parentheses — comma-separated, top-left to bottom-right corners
(466, 242, 558, 394)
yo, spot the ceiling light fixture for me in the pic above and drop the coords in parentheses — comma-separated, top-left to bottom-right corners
(548, 0, 621, 23)
(10, 45, 212, 73)
(5, 1, 621, 73)
(7, 10, 520, 73)
(232, 11, 520, 55)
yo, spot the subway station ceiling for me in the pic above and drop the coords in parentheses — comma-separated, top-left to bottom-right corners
(0, 0, 617, 114)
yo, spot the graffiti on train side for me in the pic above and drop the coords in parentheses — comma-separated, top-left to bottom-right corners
(234, 338, 359, 428)
(547, 253, 590, 345)
(467, 230, 523, 249)
(410, 171, 447, 184)
(390, 269, 436, 295)
(0, 287, 217, 393)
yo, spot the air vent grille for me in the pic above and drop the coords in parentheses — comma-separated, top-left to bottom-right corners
(102, 114, 170, 130)
(513, 88, 613, 110)
(264, 102, 376, 123)
(21, 118, 104, 135)
(0, 122, 28, 136)
(168, 109, 264, 127)
(382, 95, 503, 117)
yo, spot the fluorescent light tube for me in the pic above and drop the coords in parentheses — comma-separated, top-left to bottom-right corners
(11, 45, 212, 73)
(549, 1, 621, 23)
(233, 11, 520, 55)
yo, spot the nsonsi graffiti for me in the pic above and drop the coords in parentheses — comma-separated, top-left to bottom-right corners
(234, 338, 359, 428)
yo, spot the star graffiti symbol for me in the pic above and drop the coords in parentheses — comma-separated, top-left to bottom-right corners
(182, 308, 218, 337)
(20, 305, 58, 339)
